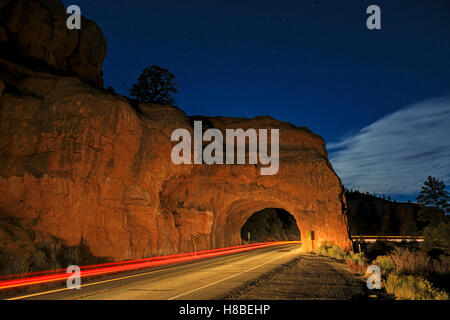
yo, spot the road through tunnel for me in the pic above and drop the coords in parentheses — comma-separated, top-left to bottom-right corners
(241, 208, 301, 243)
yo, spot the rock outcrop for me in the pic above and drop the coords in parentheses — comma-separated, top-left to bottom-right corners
(0, 0, 106, 88)
(0, 0, 351, 262)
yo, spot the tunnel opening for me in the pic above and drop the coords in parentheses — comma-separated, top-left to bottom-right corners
(240, 208, 301, 243)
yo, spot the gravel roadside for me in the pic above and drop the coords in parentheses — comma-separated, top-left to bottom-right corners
(222, 253, 389, 300)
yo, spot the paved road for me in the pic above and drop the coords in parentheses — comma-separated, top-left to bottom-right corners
(7, 243, 303, 300)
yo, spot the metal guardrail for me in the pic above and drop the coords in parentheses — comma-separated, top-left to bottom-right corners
(351, 235, 424, 242)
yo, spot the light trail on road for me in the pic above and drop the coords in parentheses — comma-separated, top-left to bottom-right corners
(5, 242, 302, 300)
(0, 241, 299, 292)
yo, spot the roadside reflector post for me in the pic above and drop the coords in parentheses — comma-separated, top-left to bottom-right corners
(306, 231, 314, 252)
(247, 232, 250, 244)
(191, 233, 197, 254)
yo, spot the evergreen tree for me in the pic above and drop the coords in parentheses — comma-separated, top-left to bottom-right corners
(416, 176, 449, 214)
(416, 177, 450, 258)
(129, 65, 178, 105)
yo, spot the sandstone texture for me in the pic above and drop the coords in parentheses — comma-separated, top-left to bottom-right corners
(0, 0, 351, 262)
(0, 0, 106, 88)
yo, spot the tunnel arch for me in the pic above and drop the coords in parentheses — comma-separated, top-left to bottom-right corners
(205, 190, 351, 253)
(158, 117, 353, 257)
(209, 199, 313, 251)
(240, 208, 301, 243)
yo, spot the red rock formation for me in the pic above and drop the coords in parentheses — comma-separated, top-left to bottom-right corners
(0, 0, 351, 261)
(0, 0, 106, 88)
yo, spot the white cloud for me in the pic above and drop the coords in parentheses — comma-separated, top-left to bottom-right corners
(328, 97, 450, 195)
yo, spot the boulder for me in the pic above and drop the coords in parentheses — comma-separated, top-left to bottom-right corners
(0, 0, 106, 88)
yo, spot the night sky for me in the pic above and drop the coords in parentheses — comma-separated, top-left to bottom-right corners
(62, 0, 450, 201)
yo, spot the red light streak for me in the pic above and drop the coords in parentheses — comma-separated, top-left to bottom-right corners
(0, 241, 299, 291)
(0, 241, 266, 281)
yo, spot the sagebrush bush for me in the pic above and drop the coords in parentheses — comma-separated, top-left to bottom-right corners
(327, 245, 347, 260)
(372, 247, 449, 300)
(373, 255, 395, 275)
(347, 250, 368, 265)
(317, 242, 341, 259)
(317, 241, 332, 256)
(389, 247, 431, 276)
(318, 242, 367, 267)
(385, 274, 448, 300)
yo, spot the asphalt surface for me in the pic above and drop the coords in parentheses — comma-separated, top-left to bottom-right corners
(6, 243, 303, 300)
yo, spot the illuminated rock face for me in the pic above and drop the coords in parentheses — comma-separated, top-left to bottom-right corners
(0, 0, 351, 261)
(0, 76, 351, 260)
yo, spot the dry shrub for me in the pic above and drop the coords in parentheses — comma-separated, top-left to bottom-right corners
(346, 260, 367, 273)
(373, 255, 395, 275)
(318, 241, 347, 260)
(388, 247, 431, 276)
(347, 250, 368, 265)
(385, 274, 448, 300)
(318, 242, 368, 273)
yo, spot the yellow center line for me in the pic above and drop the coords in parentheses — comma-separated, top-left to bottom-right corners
(66, 253, 256, 300)
(167, 250, 294, 300)
(6, 250, 258, 300)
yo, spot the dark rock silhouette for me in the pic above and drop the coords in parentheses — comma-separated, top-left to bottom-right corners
(0, 0, 106, 88)
(346, 191, 420, 235)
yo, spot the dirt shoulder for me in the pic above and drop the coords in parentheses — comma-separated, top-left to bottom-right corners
(223, 253, 387, 300)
